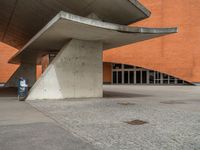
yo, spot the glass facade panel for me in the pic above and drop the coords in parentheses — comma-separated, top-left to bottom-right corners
(130, 71, 134, 84)
(149, 71, 154, 84)
(163, 80, 168, 84)
(142, 71, 147, 84)
(155, 72, 161, 80)
(118, 71, 122, 84)
(113, 71, 117, 84)
(124, 65, 133, 69)
(124, 71, 129, 84)
(156, 80, 160, 84)
(170, 76, 175, 84)
(178, 80, 183, 84)
(112, 63, 187, 85)
(113, 64, 122, 69)
(136, 71, 141, 84)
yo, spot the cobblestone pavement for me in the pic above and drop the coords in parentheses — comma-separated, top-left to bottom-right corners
(28, 85, 200, 150)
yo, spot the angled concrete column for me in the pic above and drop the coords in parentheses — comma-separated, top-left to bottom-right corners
(5, 64, 36, 87)
(27, 39, 103, 100)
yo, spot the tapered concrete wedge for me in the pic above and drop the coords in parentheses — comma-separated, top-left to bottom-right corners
(26, 39, 103, 100)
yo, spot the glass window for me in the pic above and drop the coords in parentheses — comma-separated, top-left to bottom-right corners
(124, 65, 133, 69)
(156, 80, 160, 84)
(156, 72, 161, 79)
(136, 71, 141, 84)
(130, 71, 134, 84)
(142, 71, 147, 84)
(124, 71, 129, 84)
(113, 71, 117, 84)
(163, 80, 168, 84)
(178, 80, 183, 84)
(136, 66, 141, 69)
(163, 74, 169, 80)
(170, 76, 175, 84)
(118, 72, 122, 84)
(163, 74, 169, 84)
(149, 71, 154, 84)
(111, 63, 187, 85)
(113, 64, 122, 69)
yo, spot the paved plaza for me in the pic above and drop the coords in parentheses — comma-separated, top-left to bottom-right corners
(0, 88, 97, 150)
(0, 85, 200, 150)
(29, 85, 200, 150)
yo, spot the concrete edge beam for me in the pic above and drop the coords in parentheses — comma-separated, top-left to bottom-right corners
(8, 11, 178, 65)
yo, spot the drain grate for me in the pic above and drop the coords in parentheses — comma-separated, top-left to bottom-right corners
(125, 120, 148, 125)
(160, 101, 186, 104)
(118, 102, 136, 106)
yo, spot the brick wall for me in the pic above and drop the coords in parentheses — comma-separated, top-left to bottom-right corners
(0, 42, 18, 83)
(0, 42, 42, 83)
(103, 0, 200, 83)
(103, 63, 112, 84)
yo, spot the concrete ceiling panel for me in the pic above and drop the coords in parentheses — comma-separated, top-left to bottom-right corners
(0, 0, 151, 48)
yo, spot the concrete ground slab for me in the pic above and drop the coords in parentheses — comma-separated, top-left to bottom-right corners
(1, 86, 200, 150)
(0, 88, 98, 150)
(0, 122, 97, 150)
(28, 85, 200, 150)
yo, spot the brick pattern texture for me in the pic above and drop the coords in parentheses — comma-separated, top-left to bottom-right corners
(103, 0, 200, 83)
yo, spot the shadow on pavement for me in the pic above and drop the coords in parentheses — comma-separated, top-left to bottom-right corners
(0, 88, 17, 97)
(103, 91, 151, 98)
(0, 88, 152, 99)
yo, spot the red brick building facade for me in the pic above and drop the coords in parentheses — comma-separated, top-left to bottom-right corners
(103, 0, 200, 84)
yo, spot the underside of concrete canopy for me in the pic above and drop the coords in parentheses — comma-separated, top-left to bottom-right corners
(9, 11, 177, 65)
(0, 0, 151, 48)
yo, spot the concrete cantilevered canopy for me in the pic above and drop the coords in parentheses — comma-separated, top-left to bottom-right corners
(0, 0, 150, 48)
(9, 11, 177, 65)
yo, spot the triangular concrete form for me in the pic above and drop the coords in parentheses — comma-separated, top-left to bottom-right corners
(27, 39, 103, 100)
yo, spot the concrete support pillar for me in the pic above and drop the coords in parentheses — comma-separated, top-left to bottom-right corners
(27, 39, 103, 100)
(5, 64, 36, 87)
(41, 54, 50, 73)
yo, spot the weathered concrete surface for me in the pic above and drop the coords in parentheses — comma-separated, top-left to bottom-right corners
(0, 89, 50, 126)
(29, 85, 200, 150)
(9, 11, 177, 64)
(0, 0, 150, 48)
(0, 88, 98, 150)
(0, 123, 98, 150)
(27, 39, 103, 100)
(4, 64, 36, 87)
